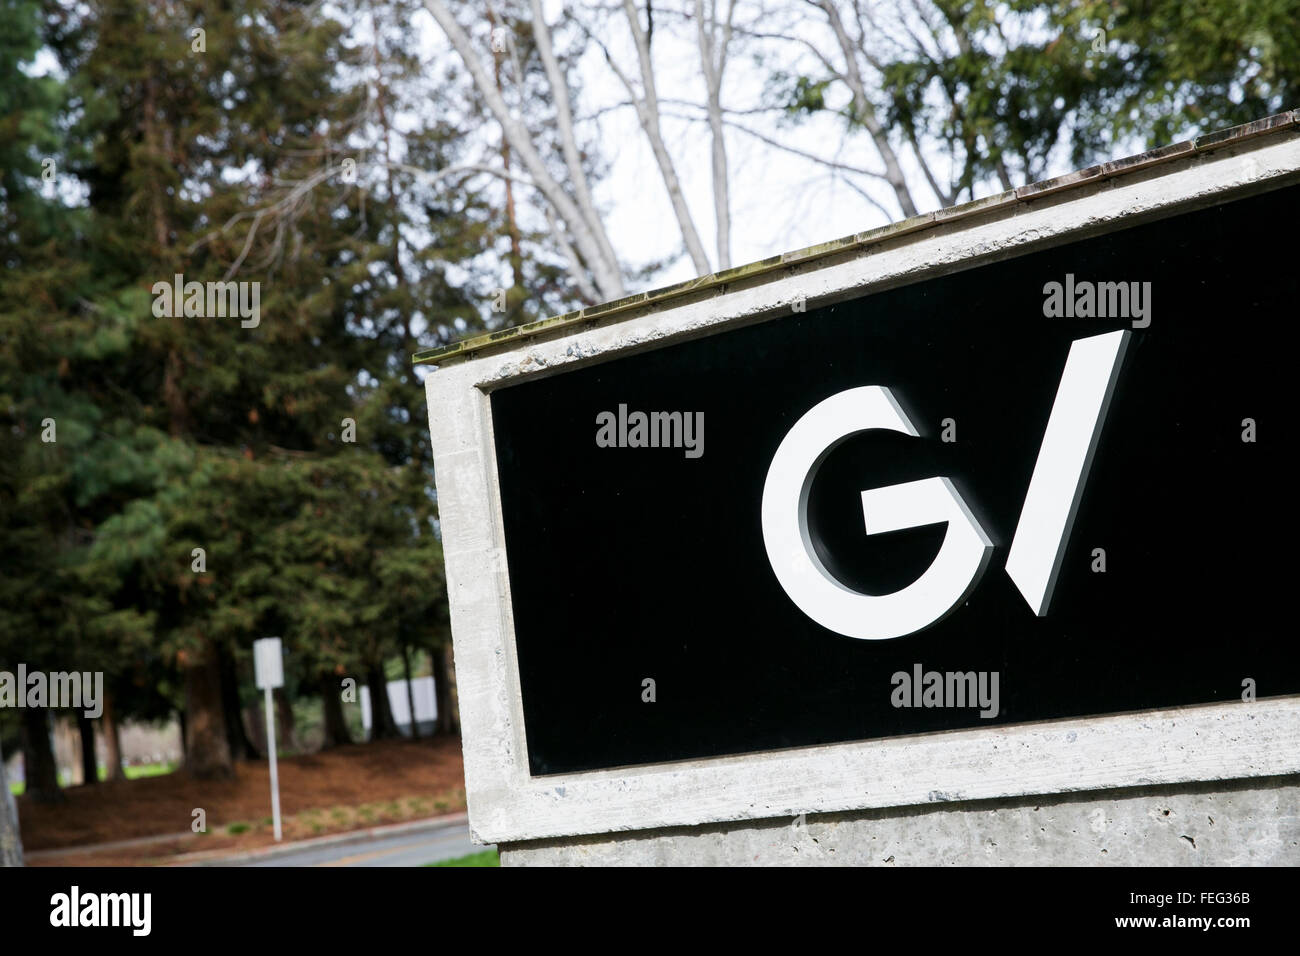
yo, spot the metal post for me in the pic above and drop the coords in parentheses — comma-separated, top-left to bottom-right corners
(264, 685, 282, 841)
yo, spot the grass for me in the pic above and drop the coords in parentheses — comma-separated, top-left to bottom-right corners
(119, 761, 178, 780)
(194, 788, 467, 846)
(427, 849, 499, 867)
(7, 760, 178, 796)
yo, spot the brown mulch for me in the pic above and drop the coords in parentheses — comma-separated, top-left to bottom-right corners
(18, 736, 466, 865)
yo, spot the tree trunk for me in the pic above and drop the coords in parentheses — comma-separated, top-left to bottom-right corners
(401, 645, 419, 739)
(76, 712, 98, 786)
(432, 643, 460, 735)
(366, 663, 400, 740)
(275, 690, 297, 754)
(0, 743, 23, 866)
(19, 707, 62, 803)
(244, 701, 266, 755)
(183, 641, 234, 780)
(321, 680, 352, 748)
(219, 644, 257, 760)
(100, 691, 127, 781)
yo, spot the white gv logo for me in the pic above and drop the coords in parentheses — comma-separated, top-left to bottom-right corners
(761, 330, 1129, 640)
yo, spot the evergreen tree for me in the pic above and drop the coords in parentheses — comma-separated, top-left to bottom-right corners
(4, 0, 485, 785)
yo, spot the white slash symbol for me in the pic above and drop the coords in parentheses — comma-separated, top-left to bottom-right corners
(1005, 329, 1131, 615)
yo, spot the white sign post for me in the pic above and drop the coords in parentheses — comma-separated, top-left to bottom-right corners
(252, 637, 284, 842)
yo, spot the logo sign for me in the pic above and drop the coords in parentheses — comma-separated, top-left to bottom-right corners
(489, 185, 1298, 776)
(761, 329, 1128, 639)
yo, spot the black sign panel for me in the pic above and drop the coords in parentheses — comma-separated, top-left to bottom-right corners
(491, 184, 1300, 776)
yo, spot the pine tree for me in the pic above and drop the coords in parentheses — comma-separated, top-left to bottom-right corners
(3, 0, 488, 785)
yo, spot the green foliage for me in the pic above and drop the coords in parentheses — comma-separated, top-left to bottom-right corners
(1068, 0, 1299, 146)
(427, 849, 500, 867)
(768, 0, 1299, 204)
(1, 0, 478, 754)
(767, 71, 835, 119)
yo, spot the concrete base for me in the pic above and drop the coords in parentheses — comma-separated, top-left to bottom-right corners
(499, 775, 1300, 866)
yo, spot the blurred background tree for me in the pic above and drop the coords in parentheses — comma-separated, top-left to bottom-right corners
(758, 0, 1297, 214)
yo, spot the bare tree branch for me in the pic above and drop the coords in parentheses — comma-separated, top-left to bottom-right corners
(812, 0, 919, 217)
(527, 0, 623, 280)
(544, 205, 600, 303)
(836, 169, 895, 220)
(423, 0, 626, 298)
(659, 106, 890, 180)
(694, 0, 735, 269)
(619, 0, 713, 275)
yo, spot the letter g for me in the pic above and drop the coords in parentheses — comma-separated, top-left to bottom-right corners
(760, 386, 992, 640)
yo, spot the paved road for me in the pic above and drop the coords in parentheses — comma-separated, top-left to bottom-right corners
(237, 823, 491, 867)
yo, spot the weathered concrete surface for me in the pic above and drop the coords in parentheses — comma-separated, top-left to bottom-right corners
(426, 127, 1300, 848)
(499, 775, 1300, 866)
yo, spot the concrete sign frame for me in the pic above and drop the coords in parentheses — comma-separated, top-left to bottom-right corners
(420, 115, 1300, 848)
